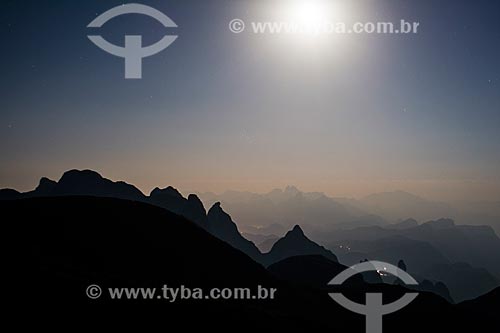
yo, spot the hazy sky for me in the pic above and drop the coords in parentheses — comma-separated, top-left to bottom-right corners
(1, 0, 499, 202)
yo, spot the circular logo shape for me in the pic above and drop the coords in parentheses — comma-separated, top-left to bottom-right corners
(229, 19, 245, 33)
(87, 4, 178, 79)
(86, 284, 102, 299)
(328, 261, 419, 333)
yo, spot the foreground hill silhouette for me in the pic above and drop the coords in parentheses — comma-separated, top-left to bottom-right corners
(0, 170, 260, 259)
(457, 286, 500, 318)
(2, 196, 309, 328)
(2, 196, 498, 330)
(2, 170, 499, 309)
(268, 255, 352, 288)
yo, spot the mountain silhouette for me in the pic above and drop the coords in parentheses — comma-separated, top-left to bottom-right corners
(335, 235, 450, 273)
(207, 202, 262, 262)
(198, 186, 374, 232)
(183, 194, 209, 228)
(0, 188, 22, 200)
(264, 225, 338, 266)
(149, 186, 186, 210)
(148, 186, 208, 229)
(2, 194, 498, 329)
(3, 169, 499, 306)
(1, 170, 351, 268)
(321, 218, 500, 300)
(32, 177, 57, 195)
(51, 169, 146, 200)
(358, 190, 455, 222)
(2, 196, 327, 329)
(392, 259, 453, 303)
(388, 218, 419, 230)
(322, 218, 500, 277)
(3, 197, 270, 297)
(416, 279, 454, 303)
(423, 262, 499, 302)
(457, 286, 499, 318)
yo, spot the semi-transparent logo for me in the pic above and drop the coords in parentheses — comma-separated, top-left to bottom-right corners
(329, 261, 419, 333)
(87, 3, 178, 79)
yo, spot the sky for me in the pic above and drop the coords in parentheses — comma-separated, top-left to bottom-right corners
(1, 0, 499, 202)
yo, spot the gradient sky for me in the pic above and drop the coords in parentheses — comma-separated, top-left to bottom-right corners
(1, 0, 499, 202)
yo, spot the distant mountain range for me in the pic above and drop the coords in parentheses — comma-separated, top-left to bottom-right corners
(319, 218, 500, 302)
(268, 255, 453, 303)
(0, 170, 340, 267)
(198, 186, 378, 231)
(3, 195, 498, 330)
(198, 187, 500, 235)
(348, 190, 455, 222)
(2, 169, 499, 303)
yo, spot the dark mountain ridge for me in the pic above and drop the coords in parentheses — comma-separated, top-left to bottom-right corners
(263, 225, 338, 266)
(2, 196, 497, 330)
(0, 169, 339, 269)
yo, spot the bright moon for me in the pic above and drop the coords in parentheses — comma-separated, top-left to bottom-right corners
(290, 0, 329, 26)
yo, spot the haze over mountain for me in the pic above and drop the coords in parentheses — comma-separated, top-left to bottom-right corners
(3, 0, 500, 327)
(356, 191, 455, 222)
(197, 186, 382, 232)
(320, 218, 500, 301)
(198, 187, 500, 235)
(4, 195, 497, 330)
(0, 170, 343, 268)
(2, 169, 499, 303)
(0, 170, 262, 260)
(422, 263, 499, 302)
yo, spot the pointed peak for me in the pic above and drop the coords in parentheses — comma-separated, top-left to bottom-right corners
(187, 193, 202, 202)
(208, 202, 231, 218)
(287, 225, 305, 237)
(187, 194, 206, 211)
(207, 202, 233, 224)
(210, 201, 222, 210)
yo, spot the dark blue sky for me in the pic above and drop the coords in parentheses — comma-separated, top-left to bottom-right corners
(1, 0, 499, 201)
